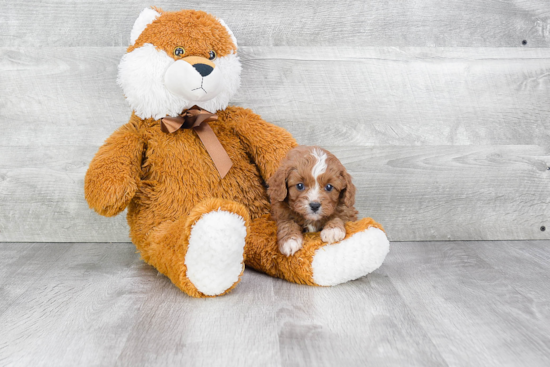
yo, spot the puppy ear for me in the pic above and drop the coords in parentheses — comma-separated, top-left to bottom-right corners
(267, 162, 292, 203)
(341, 170, 356, 207)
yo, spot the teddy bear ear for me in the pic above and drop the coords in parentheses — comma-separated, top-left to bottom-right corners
(216, 18, 238, 50)
(130, 8, 161, 46)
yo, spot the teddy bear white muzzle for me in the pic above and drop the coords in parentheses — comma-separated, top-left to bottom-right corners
(164, 58, 223, 102)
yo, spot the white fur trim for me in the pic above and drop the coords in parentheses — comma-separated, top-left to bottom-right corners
(117, 43, 241, 120)
(130, 8, 160, 46)
(312, 227, 390, 286)
(117, 44, 186, 120)
(185, 210, 247, 296)
(216, 18, 238, 50)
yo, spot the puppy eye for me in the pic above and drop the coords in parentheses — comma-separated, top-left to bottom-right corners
(296, 183, 305, 191)
(325, 184, 334, 192)
(174, 47, 185, 57)
(208, 50, 216, 60)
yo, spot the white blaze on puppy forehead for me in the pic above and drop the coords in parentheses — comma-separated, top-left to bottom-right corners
(307, 148, 328, 202)
(311, 148, 327, 179)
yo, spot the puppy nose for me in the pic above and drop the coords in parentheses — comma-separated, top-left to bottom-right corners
(309, 202, 321, 212)
(193, 63, 213, 77)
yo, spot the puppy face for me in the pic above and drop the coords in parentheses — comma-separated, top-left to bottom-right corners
(268, 146, 355, 221)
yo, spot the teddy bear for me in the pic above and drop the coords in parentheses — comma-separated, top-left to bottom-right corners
(84, 7, 390, 298)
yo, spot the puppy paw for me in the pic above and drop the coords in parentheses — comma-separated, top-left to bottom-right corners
(279, 237, 303, 256)
(321, 227, 346, 244)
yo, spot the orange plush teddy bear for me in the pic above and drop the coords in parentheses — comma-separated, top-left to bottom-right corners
(84, 7, 390, 298)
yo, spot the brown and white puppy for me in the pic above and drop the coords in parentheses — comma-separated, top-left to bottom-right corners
(267, 146, 358, 256)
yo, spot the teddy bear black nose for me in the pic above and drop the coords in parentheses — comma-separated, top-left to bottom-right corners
(309, 202, 321, 212)
(193, 63, 213, 77)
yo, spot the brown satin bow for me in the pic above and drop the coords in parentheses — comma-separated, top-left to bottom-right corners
(161, 106, 233, 179)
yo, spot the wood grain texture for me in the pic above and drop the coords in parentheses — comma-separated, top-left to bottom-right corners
(382, 241, 550, 367)
(0, 243, 72, 315)
(2, 0, 549, 47)
(237, 47, 550, 147)
(1, 47, 549, 147)
(115, 270, 280, 367)
(0, 47, 130, 147)
(0, 243, 156, 366)
(1, 46, 549, 242)
(272, 274, 448, 366)
(1, 144, 549, 242)
(334, 145, 550, 241)
(469, 241, 550, 321)
(1, 241, 550, 366)
(0, 145, 131, 242)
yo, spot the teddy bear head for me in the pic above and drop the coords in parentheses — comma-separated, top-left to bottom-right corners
(117, 8, 242, 120)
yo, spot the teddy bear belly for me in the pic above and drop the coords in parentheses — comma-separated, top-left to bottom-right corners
(127, 139, 271, 241)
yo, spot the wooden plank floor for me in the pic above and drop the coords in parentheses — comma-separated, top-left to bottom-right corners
(0, 241, 549, 367)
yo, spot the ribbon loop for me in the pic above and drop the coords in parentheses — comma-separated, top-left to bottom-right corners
(160, 106, 232, 179)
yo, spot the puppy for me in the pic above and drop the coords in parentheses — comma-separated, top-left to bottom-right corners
(267, 146, 358, 256)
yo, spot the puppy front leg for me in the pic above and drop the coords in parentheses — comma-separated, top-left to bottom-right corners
(321, 217, 346, 244)
(277, 220, 304, 256)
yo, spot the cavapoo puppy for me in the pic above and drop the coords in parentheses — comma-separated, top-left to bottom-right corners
(268, 146, 358, 256)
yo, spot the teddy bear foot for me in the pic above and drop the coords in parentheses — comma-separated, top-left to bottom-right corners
(184, 210, 248, 296)
(244, 216, 389, 287)
(311, 227, 390, 286)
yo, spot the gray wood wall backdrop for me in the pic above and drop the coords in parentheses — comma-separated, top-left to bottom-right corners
(1, 0, 549, 242)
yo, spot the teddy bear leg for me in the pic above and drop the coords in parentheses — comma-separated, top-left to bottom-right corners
(139, 198, 250, 298)
(244, 215, 390, 286)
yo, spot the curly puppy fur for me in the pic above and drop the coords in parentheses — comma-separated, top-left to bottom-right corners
(268, 146, 358, 256)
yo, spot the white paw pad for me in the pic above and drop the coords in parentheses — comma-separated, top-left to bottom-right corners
(185, 210, 247, 296)
(312, 227, 390, 286)
(280, 237, 303, 256)
(321, 226, 346, 244)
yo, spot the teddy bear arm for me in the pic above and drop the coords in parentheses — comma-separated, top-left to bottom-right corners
(84, 120, 144, 217)
(233, 110, 298, 181)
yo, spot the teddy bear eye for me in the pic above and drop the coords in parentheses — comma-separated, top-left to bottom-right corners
(208, 50, 216, 60)
(296, 183, 305, 191)
(325, 184, 333, 192)
(174, 47, 185, 57)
